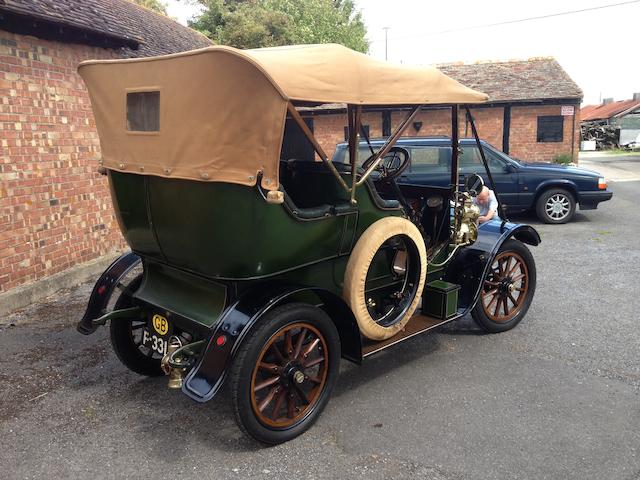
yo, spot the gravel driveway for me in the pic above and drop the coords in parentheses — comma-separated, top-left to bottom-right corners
(1, 155, 639, 480)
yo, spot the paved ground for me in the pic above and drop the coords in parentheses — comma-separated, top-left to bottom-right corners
(2, 155, 640, 480)
(579, 152, 640, 183)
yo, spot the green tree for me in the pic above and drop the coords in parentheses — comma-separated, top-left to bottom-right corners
(188, 0, 368, 52)
(132, 0, 168, 15)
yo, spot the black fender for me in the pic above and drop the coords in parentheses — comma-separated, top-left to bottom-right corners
(182, 283, 361, 403)
(77, 252, 141, 335)
(444, 220, 540, 315)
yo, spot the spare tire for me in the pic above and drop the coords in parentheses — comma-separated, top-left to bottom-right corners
(343, 216, 427, 340)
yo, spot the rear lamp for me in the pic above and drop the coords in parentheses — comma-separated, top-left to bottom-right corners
(598, 177, 607, 190)
(215, 335, 227, 347)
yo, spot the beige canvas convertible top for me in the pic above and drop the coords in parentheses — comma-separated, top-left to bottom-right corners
(79, 44, 487, 190)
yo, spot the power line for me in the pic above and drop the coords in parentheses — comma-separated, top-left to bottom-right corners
(370, 0, 640, 43)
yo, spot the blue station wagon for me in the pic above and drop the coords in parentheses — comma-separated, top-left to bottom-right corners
(333, 137, 613, 224)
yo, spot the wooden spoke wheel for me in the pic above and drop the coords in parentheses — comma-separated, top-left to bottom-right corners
(481, 251, 529, 322)
(230, 303, 340, 444)
(471, 240, 536, 333)
(250, 323, 328, 428)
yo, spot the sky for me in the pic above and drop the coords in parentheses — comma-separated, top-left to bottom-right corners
(165, 0, 640, 106)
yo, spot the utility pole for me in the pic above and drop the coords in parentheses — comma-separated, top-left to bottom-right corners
(383, 27, 390, 60)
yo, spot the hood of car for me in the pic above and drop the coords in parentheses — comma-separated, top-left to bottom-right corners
(519, 162, 601, 177)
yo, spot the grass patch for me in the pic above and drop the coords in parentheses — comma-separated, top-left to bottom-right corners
(599, 149, 640, 156)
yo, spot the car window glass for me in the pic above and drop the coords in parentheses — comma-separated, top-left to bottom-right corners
(409, 147, 451, 174)
(484, 149, 507, 170)
(335, 146, 377, 164)
(459, 146, 482, 168)
(459, 146, 506, 172)
(332, 147, 347, 163)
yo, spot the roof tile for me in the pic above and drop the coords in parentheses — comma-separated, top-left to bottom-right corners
(437, 58, 582, 102)
(0, 0, 212, 57)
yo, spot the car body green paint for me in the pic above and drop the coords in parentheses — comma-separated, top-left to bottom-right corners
(108, 169, 404, 327)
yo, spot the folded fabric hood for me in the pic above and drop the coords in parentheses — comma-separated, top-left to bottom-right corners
(79, 44, 488, 190)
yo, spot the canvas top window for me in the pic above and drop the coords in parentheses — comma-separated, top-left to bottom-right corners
(126, 91, 160, 132)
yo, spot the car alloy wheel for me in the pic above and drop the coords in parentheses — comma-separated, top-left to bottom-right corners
(544, 193, 571, 221)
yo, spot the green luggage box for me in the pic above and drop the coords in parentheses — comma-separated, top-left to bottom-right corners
(423, 280, 460, 320)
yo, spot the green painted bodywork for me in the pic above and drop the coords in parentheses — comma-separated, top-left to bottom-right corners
(110, 171, 400, 282)
(134, 261, 227, 329)
(108, 170, 407, 327)
(422, 280, 460, 320)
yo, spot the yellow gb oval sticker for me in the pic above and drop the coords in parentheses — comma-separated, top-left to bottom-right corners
(152, 314, 169, 336)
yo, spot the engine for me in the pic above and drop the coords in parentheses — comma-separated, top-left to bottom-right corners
(452, 192, 480, 246)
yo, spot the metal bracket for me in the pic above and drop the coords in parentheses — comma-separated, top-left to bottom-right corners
(168, 339, 207, 369)
(91, 306, 142, 327)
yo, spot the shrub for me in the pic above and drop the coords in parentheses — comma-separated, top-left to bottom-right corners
(553, 153, 572, 165)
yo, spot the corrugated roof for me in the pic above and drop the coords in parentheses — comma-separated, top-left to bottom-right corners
(0, 0, 212, 57)
(580, 99, 640, 121)
(437, 57, 582, 102)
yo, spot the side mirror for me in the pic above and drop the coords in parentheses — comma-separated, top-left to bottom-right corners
(464, 173, 484, 197)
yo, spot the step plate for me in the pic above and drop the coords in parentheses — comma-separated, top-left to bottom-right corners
(362, 313, 458, 357)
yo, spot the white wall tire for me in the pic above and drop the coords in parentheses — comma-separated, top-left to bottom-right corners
(343, 217, 427, 341)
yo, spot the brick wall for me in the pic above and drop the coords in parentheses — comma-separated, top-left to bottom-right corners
(509, 105, 579, 162)
(314, 107, 506, 158)
(311, 104, 578, 163)
(460, 107, 504, 150)
(0, 31, 126, 293)
(0, 29, 581, 295)
(309, 111, 383, 160)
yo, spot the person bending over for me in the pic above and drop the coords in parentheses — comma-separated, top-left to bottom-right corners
(473, 186, 500, 223)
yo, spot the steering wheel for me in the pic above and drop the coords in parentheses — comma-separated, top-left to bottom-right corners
(362, 146, 411, 180)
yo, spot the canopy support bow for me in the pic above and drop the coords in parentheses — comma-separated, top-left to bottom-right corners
(287, 102, 424, 199)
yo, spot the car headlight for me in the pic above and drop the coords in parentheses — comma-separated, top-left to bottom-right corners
(598, 177, 607, 189)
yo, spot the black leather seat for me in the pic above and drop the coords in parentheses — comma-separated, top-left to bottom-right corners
(280, 159, 400, 217)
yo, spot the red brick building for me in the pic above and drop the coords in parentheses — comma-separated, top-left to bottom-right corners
(301, 58, 583, 163)
(0, 0, 211, 302)
(0, 2, 582, 306)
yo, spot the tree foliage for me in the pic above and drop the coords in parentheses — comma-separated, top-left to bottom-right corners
(188, 0, 368, 52)
(132, 0, 168, 15)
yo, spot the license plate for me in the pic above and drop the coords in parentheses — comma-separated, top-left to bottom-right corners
(142, 313, 172, 356)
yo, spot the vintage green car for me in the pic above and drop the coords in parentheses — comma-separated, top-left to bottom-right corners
(77, 44, 540, 444)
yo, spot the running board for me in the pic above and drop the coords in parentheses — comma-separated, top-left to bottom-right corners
(362, 313, 461, 358)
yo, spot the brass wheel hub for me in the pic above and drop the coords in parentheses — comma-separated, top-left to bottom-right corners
(293, 370, 305, 384)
